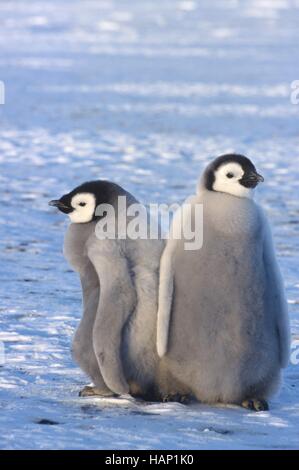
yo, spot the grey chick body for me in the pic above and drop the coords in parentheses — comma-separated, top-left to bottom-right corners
(157, 155, 290, 409)
(58, 182, 164, 398)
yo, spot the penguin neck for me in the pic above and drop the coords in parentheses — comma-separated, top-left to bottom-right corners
(64, 221, 97, 271)
(200, 189, 259, 235)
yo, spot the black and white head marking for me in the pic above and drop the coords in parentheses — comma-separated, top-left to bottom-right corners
(203, 154, 264, 198)
(49, 180, 128, 224)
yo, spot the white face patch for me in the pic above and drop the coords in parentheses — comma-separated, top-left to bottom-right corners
(69, 193, 96, 223)
(213, 162, 253, 198)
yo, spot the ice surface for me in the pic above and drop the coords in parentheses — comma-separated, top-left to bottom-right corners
(0, 0, 298, 450)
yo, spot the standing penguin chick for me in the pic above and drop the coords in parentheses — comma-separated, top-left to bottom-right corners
(157, 154, 290, 411)
(50, 181, 164, 399)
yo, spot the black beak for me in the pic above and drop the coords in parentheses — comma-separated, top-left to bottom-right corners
(240, 171, 264, 188)
(49, 200, 73, 214)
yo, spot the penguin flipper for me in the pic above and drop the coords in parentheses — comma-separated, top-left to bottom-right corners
(157, 198, 198, 358)
(88, 242, 136, 395)
(157, 200, 196, 358)
(157, 243, 175, 357)
(72, 263, 114, 394)
(261, 209, 290, 368)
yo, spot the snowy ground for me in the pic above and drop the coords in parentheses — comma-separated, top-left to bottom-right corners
(0, 0, 299, 450)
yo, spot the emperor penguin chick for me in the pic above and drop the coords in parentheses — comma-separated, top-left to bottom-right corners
(157, 154, 290, 411)
(50, 181, 164, 399)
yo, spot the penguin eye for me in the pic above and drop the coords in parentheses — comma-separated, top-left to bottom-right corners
(78, 202, 87, 207)
(226, 172, 234, 179)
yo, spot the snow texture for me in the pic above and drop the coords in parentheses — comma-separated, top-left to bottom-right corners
(0, 0, 298, 450)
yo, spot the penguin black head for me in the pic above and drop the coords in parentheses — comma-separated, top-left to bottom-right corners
(49, 180, 127, 224)
(203, 154, 264, 198)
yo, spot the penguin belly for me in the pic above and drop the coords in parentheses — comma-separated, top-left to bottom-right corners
(166, 232, 281, 404)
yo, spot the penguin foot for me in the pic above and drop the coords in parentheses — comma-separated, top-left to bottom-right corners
(162, 393, 192, 405)
(241, 399, 269, 412)
(79, 386, 117, 398)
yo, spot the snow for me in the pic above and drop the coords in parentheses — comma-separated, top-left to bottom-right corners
(0, 0, 299, 450)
